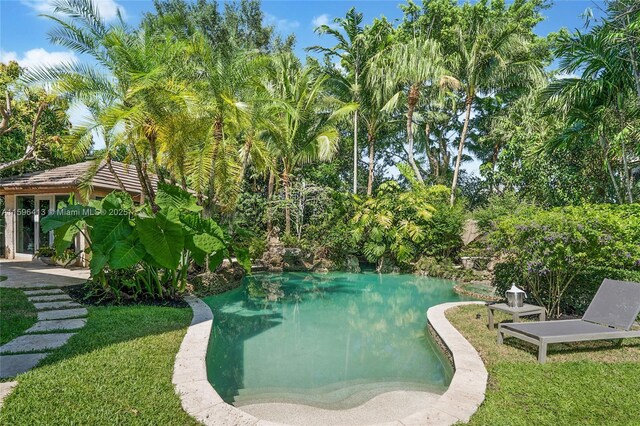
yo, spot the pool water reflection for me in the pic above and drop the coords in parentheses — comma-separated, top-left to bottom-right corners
(203, 272, 468, 409)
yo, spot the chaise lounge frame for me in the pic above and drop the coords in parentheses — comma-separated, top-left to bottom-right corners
(497, 279, 640, 363)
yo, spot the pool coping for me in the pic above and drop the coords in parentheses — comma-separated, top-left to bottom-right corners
(173, 297, 487, 426)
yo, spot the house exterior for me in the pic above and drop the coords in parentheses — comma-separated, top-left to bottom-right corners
(0, 160, 155, 262)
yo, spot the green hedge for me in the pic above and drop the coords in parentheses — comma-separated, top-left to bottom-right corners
(494, 262, 640, 316)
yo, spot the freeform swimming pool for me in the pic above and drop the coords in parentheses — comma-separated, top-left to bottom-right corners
(203, 272, 468, 409)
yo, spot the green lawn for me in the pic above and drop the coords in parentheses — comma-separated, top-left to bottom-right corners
(0, 305, 199, 425)
(448, 306, 640, 426)
(0, 288, 37, 345)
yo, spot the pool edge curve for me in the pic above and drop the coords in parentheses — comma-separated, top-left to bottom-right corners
(173, 297, 487, 426)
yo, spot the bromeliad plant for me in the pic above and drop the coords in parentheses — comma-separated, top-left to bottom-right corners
(41, 184, 250, 300)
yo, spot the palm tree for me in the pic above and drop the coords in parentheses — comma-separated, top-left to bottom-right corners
(31, 0, 194, 205)
(370, 37, 455, 183)
(265, 54, 354, 235)
(541, 23, 638, 203)
(448, 9, 544, 205)
(177, 34, 259, 212)
(308, 8, 367, 194)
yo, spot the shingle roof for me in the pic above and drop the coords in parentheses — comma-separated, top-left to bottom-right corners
(0, 160, 158, 195)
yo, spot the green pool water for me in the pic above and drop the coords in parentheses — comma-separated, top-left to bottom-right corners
(203, 272, 469, 409)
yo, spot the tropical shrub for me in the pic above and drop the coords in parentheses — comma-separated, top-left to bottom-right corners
(494, 263, 640, 316)
(351, 180, 464, 269)
(490, 204, 640, 316)
(42, 184, 250, 300)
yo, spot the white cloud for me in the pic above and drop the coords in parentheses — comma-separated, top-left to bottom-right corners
(555, 72, 579, 80)
(21, 0, 126, 22)
(264, 13, 299, 33)
(1, 48, 78, 69)
(312, 14, 337, 29)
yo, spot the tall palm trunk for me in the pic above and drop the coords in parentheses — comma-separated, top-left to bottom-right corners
(282, 168, 292, 235)
(367, 132, 375, 196)
(266, 169, 275, 235)
(406, 84, 423, 183)
(237, 135, 253, 185)
(105, 155, 127, 192)
(451, 93, 473, 205)
(620, 137, 634, 203)
(353, 109, 359, 194)
(353, 70, 360, 194)
(598, 133, 622, 204)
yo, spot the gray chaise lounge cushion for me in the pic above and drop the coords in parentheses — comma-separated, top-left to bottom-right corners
(501, 319, 625, 339)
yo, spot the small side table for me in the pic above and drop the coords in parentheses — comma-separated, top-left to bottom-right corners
(487, 303, 546, 330)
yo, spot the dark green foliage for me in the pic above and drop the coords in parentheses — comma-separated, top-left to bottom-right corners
(494, 262, 640, 316)
(42, 185, 248, 301)
(491, 204, 640, 316)
(351, 179, 464, 268)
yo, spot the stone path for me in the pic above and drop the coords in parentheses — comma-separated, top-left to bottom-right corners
(0, 260, 89, 386)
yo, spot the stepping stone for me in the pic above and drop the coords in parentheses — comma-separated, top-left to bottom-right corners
(23, 289, 64, 296)
(7, 283, 58, 289)
(38, 308, 88, 320)
(0, 333, 75, 354)
(0, 381, 18, 407)
(26, 319, 86, 333)
(0, 353, 50, 378)
(33, 301, 82, 311)
(28, 294, 72, 303)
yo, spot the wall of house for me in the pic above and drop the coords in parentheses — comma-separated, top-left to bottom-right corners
(3, 195, 16, 259)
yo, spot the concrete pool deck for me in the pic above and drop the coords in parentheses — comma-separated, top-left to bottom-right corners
(173, 298, 487, 425)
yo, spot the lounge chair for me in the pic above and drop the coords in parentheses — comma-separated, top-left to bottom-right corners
(497, 279, 640, 363)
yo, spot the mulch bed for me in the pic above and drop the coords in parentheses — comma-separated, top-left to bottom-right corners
(65, 284, 189, 308)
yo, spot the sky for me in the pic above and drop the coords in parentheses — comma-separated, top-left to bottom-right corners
(0, 0, 607, 175)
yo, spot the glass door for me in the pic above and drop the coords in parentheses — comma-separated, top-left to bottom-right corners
(16, 196, 35, 254)
(36, 196, 53, 249)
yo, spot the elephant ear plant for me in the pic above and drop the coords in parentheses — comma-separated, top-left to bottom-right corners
(41, 184, 251, 301)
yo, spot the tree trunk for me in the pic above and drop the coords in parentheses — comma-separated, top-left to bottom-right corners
(0, 91, 13, 136)
(147, 131, 165, 185)
(266, 169, 275, 234)
(367, 131, 375, 196)
(106, 155, 127, 192)
(424, 123, 438, 180)
(237, 135, 253, 185)
(129, 144, 151, 204)
(406, 84, 423, 183)
(353, 110, 359, 194)
(282, 168, 291, 236)
(450, 94, 473, 205)
(598, 134, 622, 204)
(620, 137, 634, 203)
(0, 101, 46, 173)
(353, 70, 359, 194)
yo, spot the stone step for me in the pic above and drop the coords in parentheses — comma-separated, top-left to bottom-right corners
(5, 283, 59, 289)
(28, 294, 72, 303)
(0, 353, 50, 379)
(25, 319, 86, 333)
(23, 289, 64, 296)
(33, 301, 82, 311)
(0, 333, 75, 354)
(38, 308, 88, 321)
(0, 381, 18, 408)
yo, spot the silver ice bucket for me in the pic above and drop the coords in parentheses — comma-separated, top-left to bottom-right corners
(506, 284, 526, 308)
